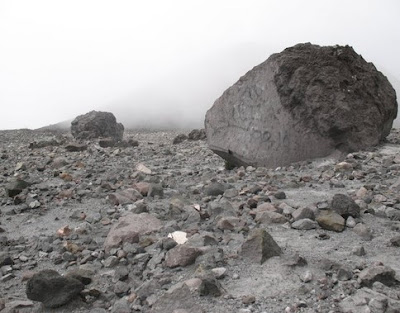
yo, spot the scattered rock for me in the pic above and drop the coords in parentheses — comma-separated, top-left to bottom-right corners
(291, 218, 318, 230)
(6, 178, 31, 197)
(198, 277, 222, 297)
(331, 194, 360, 218)
(316, 210, 345, 232)
(358, 265, 397, 287)
(65, 143, 87, 152)
(173, 134, 188, 144)
(26, 269, 84, 308)
(240, 228, 282, 264)
(104, 213, 162, 253)
(165, 245, 201, 268)
(150, 283, 204, 313)
(353, 223, 373, 241)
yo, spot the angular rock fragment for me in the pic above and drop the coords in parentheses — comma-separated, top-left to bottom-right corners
(358, 265, 397, 287)
(26, 269, 84, 308)
(240, 229, 282, 264)
(108, 188, 143, 205)
(198, 277, 222, 297)
(165, 244, 201, 268)
(6, 178, 31, 197)
(205, 43, 397, 168)
(316, 210, 345, 232)
(150, 283, 204, 313)
(104, 213, 162, 253)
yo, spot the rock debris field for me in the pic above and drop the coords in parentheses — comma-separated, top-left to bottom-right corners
(1, 127, 400, 313)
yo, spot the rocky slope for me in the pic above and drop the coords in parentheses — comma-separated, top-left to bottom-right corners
(1, 128, 400, 313)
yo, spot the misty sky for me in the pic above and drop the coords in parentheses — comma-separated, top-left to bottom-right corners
(1, 0, 399, 130)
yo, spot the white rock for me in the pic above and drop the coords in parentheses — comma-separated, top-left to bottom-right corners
(136, 163, 152, 174)
(168, 231, 188, 244)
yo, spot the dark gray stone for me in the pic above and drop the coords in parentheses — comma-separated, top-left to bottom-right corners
(331, 194, 360, 218)
(26, 269, 84, 308)
(358, 265, 397, 287)
(6, 179, 31, 197)
(71, 111, 124, 141)
(199, 277, 222, 297)
(205, 43, 397, 168)
(188, 129, 206, 141)
(173, 134, 187, 144)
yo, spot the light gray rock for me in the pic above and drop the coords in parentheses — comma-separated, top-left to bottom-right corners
(205, 43, 397, 168)
(291, 218, 318, 230)
(316, 210, 345, 232)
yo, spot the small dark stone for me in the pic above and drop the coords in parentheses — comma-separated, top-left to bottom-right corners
(173, 134, 188, 144)
(199, 277, 222, 297)
(390, 235, 400, 247)
(65, 143, 87, 152)
(6, 179, 31, 197)
(274, 191, 286, 199)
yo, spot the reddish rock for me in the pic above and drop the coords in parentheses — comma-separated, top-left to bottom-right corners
(165, 245, 201, 268)
(104, 213, 162, 253)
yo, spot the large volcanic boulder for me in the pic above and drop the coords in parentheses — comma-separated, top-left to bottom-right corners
(71, 111, 124, 140)
(205, 43, 398, 168)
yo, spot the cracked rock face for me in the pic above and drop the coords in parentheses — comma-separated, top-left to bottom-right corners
(205, 43, 398, 168)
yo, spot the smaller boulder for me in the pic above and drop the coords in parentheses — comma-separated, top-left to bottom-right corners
(71, 111, 124, 141)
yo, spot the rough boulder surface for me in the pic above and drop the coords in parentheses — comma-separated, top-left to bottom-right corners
(205, 43, 398, 168)
(71, 110, 124, 140)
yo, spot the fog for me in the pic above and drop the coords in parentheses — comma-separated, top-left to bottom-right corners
(1, 0, 399, 130)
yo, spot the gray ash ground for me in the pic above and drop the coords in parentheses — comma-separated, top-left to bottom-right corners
(1, 128, 400, 313)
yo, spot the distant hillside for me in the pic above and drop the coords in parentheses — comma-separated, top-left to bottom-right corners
(34, 119, 71, 132)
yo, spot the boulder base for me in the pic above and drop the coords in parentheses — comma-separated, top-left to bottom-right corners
(205, 43, 397, 168)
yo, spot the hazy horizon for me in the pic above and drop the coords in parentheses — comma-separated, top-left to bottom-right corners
(1, 1, 399, 130)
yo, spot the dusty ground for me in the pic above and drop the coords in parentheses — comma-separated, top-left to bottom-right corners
(1, 128, 400, 313)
